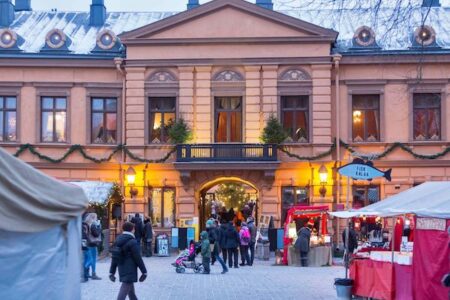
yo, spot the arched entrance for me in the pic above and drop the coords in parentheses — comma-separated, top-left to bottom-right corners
(197, 177, 259, 231)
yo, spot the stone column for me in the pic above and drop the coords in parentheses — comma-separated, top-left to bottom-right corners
(178, 66, 195, 137)
(125, 67, 146, 148)
(245, 66, 262, 143)
(262, 65, 278, 123)
(194, 66, 212, 143)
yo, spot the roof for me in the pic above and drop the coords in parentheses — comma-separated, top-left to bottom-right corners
(69, 181, 117, 205)
(1, 4, 449, 58)
(330, 181, 450, 219)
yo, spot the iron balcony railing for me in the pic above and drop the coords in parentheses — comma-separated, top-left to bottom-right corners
(176, 143, 278, 162)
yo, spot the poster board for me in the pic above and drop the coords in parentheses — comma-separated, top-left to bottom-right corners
(157, 236, 169, 256)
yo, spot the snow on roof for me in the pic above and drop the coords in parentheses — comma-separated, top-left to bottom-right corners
(4, 6, 450, 56)
(69, 181, 116, 205)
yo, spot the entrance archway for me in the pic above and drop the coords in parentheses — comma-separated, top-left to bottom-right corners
(197, 177, 259, 231)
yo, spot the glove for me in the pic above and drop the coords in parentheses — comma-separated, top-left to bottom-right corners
(139, 274, 147, 282)
(109, 274, 116, 282)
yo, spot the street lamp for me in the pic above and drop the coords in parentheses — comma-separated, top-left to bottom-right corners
(319, 164, 328, 197)
(126, 166, 138, 198)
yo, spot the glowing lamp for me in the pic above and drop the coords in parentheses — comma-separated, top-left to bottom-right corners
(318, 165, 328, 197)
(126, 167, 136, 185)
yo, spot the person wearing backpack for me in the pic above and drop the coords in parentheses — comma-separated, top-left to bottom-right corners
(109, 222, 147, 300)
(85, 213, 102, 280)
(239, 222, 251, 266)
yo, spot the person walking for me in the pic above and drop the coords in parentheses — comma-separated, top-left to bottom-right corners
(131, 213, 144, 253)
(206, 219, 228, 274)
(296, 220, 313, 267)
(200, 231, 211, 274)
(247, 217, 257, 266)
(81, 216, 90, 283)
(219, 219, 228, 265)
(239, 222, 251, 266)
(223, 221, 240, 269)
(143, 218, 154, 257)
(109, 222, 147, 300)
(85, 213, 102, 280)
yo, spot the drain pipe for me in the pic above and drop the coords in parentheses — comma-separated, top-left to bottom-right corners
(114, 57, 126, 196)
(333, 54, 342, 247)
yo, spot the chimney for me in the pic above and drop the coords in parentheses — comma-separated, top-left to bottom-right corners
(15, 0, 32, 12)
(90, 0, 106, 26)
(187, 0, 199, 10)
(0, 0, 14, 27)
(256, 0, 273, 10)
(422, 0, 441, 7)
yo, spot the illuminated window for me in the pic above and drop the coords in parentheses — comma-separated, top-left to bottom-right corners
(352, 186, 379, 209)
(0, 96, 16, 142)
(281, 96, 309, 142)
(149, 97, 176, 143)
(149, 187, 175, 228)
(91, 98, 117, 144)
(215, 97, 242, 142)
(41, 97, 66, 143)
(281, 186, 308, 224)
(413, 93, 441, 141)
(352, 95, 380, 142)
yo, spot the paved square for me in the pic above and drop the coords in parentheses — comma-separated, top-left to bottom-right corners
(82, 256, 344, 300)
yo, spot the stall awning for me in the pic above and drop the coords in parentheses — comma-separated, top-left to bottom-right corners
(329, 181, 450, 219)
(69, 181, 116, 205)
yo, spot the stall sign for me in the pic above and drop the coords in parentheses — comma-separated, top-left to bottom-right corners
(416, 218, 446, 231)
(157, 236, 169, 256)
(338, 158, 392, 181)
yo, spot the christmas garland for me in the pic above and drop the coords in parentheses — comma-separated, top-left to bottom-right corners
(12, 143, 176, 164)
(8, 139, 450, 164)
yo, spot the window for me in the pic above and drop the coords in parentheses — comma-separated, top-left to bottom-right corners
(0, 96, 17, 142)
(281, 186, 308, 224)
(215, 97, 242, 142)
(149, 97, 176, 143)
(352, 95, 380, 142)
(149, 187, 175, 228)
(413, 93, 441, 141)
(91, 98, 118, 144)
(281, 96, 309, 142)
(352, 185, 380, 209)
(41, 97, 66, 143)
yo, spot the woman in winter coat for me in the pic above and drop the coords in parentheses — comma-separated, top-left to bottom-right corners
(223, 221, 240, 268)
(239, 222, 251, 266)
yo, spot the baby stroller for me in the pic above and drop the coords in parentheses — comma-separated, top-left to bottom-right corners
(172, 241, 204, 274)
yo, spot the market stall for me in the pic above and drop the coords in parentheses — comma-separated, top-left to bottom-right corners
(331, 182, 450, 300)
(283, 205, 332, 266)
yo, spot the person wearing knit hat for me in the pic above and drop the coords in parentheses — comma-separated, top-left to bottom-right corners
(295, 220, 313, 267)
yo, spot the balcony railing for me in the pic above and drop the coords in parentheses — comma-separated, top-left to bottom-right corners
(176, 143, 278, 162)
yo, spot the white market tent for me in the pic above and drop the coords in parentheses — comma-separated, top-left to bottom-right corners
(0, 147, 88, 300)
(330, 181, 450, 219)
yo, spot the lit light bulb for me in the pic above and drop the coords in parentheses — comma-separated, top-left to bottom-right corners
(3, 33, 11, 42)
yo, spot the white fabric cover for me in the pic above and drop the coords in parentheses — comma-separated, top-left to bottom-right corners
(330, 181, 450, 219)
(0, 218, 82, 300)
(0, 147, 88, 232)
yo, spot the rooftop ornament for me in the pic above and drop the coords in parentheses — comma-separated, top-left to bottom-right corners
(414, 25, 436, 47)
(353, 26, 377, 48)
(96, 30, 117, 50)
(0, 29, 17, 49)
(45, 29, 67, 49)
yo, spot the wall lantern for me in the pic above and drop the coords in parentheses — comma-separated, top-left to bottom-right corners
(318, 164, 328, 197)
(126, 166, 138, 197)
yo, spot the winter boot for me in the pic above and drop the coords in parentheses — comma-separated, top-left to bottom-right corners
(91, 272, 102, 280)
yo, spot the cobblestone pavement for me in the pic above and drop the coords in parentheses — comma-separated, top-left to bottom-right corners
(82, 256, 344, 300)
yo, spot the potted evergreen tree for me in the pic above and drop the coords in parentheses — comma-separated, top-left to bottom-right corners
(261, 115, 288, 145)
(167, 118, 192, 144)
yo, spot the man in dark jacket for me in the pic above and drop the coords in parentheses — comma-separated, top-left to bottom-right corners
(143, 218, 153, 257)
(223, 221, 240, 268)
(247, 217, 257, 266)
(131, 214, 144, 253)
(296, 222, 312, 267)
(206, 220, 228, 274)
(109, 222, 147, 300)
(218, 220, 228, 265)
(342, 223, 358, 253)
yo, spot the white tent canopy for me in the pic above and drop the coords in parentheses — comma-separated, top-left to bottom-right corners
(330, 181, 450, 219)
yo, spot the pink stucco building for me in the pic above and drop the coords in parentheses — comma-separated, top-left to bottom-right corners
(0, 0, 449, 241)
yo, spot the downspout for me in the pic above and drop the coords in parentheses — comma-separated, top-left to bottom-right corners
(333, 54, 342, 247)
(114, 57, 126, 196)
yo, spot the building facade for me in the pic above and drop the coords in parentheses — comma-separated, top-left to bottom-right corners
(1, 0, 449, 240)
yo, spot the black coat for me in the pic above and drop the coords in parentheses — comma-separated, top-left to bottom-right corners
(207, 227, 220, 255)
(297, 227, 311, 253)
(218, 224, 227, 249)
(109, 233, 147, 283)
(131, 217, 144, 240)
(143, 222, 153, 242)
(342, 228, 358, 253)
(221, 223, 239, 249)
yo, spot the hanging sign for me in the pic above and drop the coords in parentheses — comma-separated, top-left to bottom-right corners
(338, 158, 392, 181)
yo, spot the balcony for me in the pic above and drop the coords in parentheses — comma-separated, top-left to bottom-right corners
(176, 143, 278, 162)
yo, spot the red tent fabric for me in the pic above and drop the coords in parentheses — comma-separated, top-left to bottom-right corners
(412, 219, 450, 300)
